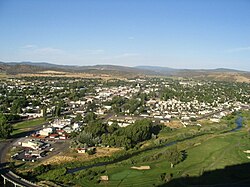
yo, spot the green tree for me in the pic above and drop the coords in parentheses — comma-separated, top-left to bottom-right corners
(74, 113, 83, 122)
(165, 147, 183, 168)
(84, 121, 107, 137)
(42, 106, 47, 120)
(0, 113, 13, 138)
(55, 105, 61, 117)
(76, 131, 98, 147)
(85, 112, 97, 123)
(11, 99, 22, 114)
(107, 122, 119, 133)
(10, 98, 28, 114)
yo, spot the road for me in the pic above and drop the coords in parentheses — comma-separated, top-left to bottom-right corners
(0, 120, 47, 187)
(0, 139, 38, 186)
(1, 170, 38, 187)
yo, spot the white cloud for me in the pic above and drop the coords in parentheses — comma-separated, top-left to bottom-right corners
(128, 36, 135, 40)
(226, 46, 250, 53)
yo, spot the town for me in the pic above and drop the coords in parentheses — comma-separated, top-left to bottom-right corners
(0, 76, 249, 159)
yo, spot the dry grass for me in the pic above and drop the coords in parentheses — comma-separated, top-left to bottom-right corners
(206, 72, 250, 83)
(17, 71, 127, 80)
(0, 73, 8, 78)
(234, 74, 250, 83)
(41, 147, 121, 165)
(165, 120, 183, 128)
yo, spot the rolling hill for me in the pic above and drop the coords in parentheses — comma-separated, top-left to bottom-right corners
(0, 61, 249, 82)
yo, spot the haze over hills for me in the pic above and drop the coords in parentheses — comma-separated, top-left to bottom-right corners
(0, 61, 249, 82)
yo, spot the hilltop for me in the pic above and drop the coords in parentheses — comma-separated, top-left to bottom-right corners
(0, 61, 250, 82)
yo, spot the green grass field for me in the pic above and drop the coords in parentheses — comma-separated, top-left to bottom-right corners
(29, 111, 250, 186)
(76, 129, 250, 187)
(12, 118, 45, 136)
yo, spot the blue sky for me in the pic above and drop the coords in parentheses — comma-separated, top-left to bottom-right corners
(0, 0, 250, 70)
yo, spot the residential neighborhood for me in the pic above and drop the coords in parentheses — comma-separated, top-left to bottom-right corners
(0, 76, 250, 187)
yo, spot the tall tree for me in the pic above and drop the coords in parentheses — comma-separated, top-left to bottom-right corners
(0, 113, 13, 138)
(42, 106, 47, 120)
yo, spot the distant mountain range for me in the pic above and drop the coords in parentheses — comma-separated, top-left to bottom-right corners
(135, 65, 246, 74)
(0, 61, 249, 82)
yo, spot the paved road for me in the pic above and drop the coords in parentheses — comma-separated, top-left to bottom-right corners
(0, 120, 47, 187)
(0, 139, 39, 187)
(1, 170, 38, 187)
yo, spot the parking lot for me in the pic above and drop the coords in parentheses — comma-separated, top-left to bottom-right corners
(11, 137, 70, 162)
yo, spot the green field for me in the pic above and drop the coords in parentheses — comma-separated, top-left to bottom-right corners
(12, 118, 45, 136)
(69, 126, 250, 187)
(22, 112, 250, 186)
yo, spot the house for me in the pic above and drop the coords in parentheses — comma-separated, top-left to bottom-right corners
(72, 122, 82, 130)
(49, 134, 59, 139)
(59, 135, 67, 140)
(21, 139, 44, 150)
(63, 126, 73, 134)
(39, 127, 54, 137)
(57, 129, 65, 135)
(77, 148, 87, 153)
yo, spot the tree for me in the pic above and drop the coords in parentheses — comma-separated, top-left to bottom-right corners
(77, 131, 98, 147)
(84, 121, 107, 137)
(107, 122, 119, 133)
(74, 113, 83, 122)
(86, 101, 97, 112)
(42, 106, 47, 120)
(11, 99, 22, 114)
(124, 119, 153, 144)
(33, 164, 52, 176)
(165, 147, 183, 168)
(85, 112, 97, 123)
(54, 105, 61, 117)
(10, 98, 28, 114)
(0, 113, 13, 139)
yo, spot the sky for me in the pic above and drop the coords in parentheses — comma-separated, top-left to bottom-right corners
(0, 0, 250, 70)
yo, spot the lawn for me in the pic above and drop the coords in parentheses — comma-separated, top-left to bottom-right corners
(93, 130, 250, 187)
(12, 118, 45, 136)
(32, 112, 250, 186)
